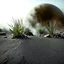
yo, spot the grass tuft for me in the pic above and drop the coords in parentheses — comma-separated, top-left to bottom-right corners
(45, 20, 56, 37)
(9, 18, 24, 38)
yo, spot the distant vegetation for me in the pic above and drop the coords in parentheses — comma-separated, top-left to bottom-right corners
(45, 20, 56, 37)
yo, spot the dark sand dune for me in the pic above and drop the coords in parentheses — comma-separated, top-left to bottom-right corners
(0, 36, 64, 64)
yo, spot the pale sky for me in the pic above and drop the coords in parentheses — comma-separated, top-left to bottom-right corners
(0, 0, 64, 29)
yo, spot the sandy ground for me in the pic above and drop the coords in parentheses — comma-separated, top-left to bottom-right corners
(0, 35, 64, 64)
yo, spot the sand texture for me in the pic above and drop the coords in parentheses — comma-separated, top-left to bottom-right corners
(0, 35, 64, 64)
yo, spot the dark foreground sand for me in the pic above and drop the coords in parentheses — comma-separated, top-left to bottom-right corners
(0, 35, 64, 64)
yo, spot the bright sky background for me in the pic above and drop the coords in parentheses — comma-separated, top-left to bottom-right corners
(0, 0, 64, 29)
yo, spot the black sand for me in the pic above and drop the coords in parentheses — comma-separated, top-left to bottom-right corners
(0, 35, 64, 64)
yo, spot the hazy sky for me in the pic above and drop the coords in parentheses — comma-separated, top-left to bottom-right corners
(0, 0, 64, 29)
